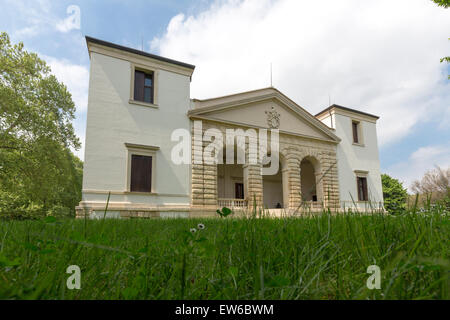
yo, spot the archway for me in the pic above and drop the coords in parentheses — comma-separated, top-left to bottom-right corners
(300, 156, 322, 203)
(262, 153, 289, 209)
(263, 162, 283, 209)
(217, 146, 246, 208)
(217, 163, 244, 200)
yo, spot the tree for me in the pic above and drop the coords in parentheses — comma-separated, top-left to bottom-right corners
(381, 174, 408, 214)
(0, 32, 81, 218)
(432, 0, 450, 78)
(432, 0, 449, 8)
(411, 166, 450, 202)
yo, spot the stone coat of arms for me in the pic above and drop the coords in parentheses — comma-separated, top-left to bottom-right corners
(265, 107, 280, 129)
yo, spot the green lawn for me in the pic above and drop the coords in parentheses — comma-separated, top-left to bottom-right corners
(0, 209, 448, 300)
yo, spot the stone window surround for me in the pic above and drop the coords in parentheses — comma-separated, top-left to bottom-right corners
(125, 143, 159, 194)
(354, 170, 369, 203)
(351, 119, 365, 147)
(129, 63, 159, 109)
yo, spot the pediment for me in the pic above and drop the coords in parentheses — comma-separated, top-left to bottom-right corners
(189, 88, 340, 143)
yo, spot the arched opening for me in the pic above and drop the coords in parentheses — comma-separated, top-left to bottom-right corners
(263, 162, 284, 209)
(217, 146, 246, 208)
(217, 164, 244, 199)
(262, 152, 289, 209)
(300, 156, 322, 203)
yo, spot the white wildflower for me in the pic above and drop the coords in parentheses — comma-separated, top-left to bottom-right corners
(197, 223, 205, 230)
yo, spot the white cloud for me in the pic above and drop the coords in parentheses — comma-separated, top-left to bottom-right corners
(45, 56, 89, 113)
(150, 0, 450, 147)
(14, 26, 40, 38)
(385, 144, 450, 192)
(411, 146, 448, 163)
(5, 0, 81, 37)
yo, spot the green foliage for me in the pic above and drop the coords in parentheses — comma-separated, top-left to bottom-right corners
(0, 191, 45, 219)
(432, 0, 450, 78)
(0, 32, 82, 218)
(0, 207, 448, 300)
(441, 52, 450, 80)
(382, 174, 408, 214)
(432, 0, 450, 8)
(216, 207, 233, 218)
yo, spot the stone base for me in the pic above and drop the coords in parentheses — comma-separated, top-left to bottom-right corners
(76, 203, 384, 220)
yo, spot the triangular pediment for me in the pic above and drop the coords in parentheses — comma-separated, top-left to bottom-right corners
(189, 88, 340, 143)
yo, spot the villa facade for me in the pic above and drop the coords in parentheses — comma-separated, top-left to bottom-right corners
(77, 37, 384, 218)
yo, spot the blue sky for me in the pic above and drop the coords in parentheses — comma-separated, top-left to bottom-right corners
(1, 0, 449, 191)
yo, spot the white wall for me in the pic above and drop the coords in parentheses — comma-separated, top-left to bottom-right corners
(319, 113, 334, 129)
(82, 52, 192, 206)
(329, 113, 384, 208)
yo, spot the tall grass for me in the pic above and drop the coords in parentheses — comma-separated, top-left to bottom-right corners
(0, 207, 448, 300)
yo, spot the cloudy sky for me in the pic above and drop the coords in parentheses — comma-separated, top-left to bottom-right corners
(1, 0, 449, 191)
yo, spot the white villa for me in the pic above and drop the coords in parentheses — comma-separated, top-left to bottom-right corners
(77, 36, 384, 218)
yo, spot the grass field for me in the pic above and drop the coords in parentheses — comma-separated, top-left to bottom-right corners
(0, 208, 448, 300)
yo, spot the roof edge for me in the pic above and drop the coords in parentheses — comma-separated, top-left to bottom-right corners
(316, 104, 380, 120)
(85, 36, 196, 70)
(193, 87, 275, 103)
(190, 87, 341, 143)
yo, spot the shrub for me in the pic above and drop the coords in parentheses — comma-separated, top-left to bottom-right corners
(0, 191, 46, 220)
(382, 174, 408, 214)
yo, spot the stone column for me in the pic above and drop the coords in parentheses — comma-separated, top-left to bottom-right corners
(315, 170, 324, 205)
(203, 163, 218, 207)
(191, 165, 205, 207)
(286, 155, 301, 210)
(191, 120, 222, 209)
(320, 151, 340, 209)
(191, 127, 205, 207)
(244, 164, 263, 208)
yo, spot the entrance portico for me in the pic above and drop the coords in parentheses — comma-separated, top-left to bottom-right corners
(188, 87, 341, 213)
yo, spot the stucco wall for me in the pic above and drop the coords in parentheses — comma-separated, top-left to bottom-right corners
(80, 52, 192, 210)
(321, 112, 384, 208)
